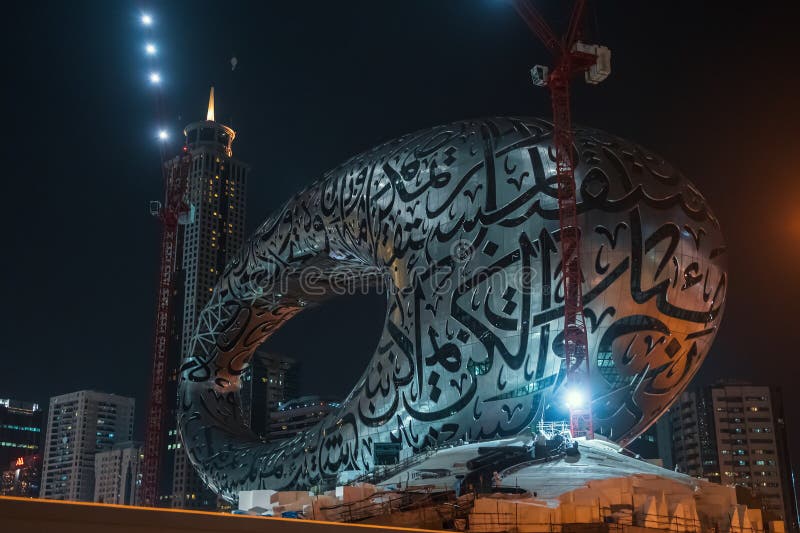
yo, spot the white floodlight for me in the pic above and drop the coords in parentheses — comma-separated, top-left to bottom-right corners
(565, 388, 586, 409)
(141, 14, 153, 26)
(158, 130, 169, 141)
(145, 43, 157, 55)
(149, 72, 161, 84)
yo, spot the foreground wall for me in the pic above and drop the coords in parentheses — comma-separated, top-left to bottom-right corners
(0, 497, 433, 533)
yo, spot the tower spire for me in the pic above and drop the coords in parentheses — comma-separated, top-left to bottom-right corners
(206, 85, 215, 122)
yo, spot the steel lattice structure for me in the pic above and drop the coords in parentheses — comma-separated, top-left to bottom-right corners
(512, 0, 603, 438)
(141, 153, 191, 506)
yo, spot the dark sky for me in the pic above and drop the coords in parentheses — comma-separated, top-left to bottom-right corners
(2, 1, 799, 465)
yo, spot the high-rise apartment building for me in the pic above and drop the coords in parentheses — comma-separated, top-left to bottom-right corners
(40, 391, 134, 502)
(667, 383, 797, 528)
(669, 388, 723, 481)
(240, 351, 298, 437)
(158, 87, 250, 510)
(94, 441, 142, 505)
(269, 396, 340, 441)
(0, 398, 43, 469)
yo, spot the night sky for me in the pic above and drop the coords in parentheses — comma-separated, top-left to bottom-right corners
(2, 2, 799, 465)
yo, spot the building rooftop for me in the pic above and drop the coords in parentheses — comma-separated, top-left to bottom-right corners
(0, 399, 39, 413)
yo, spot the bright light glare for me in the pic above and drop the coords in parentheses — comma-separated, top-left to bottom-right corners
(565, 389, 586, 409)
(145, 43, 157, 55)
(141, 14, 153, 26)
(149, 72, 161, 84)
(158, 130, 169, 140)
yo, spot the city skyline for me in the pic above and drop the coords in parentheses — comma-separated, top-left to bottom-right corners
(1, 0, 798, 483)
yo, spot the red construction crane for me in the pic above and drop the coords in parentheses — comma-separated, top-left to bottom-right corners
(136, 10, 193, 507)
(511, 0, 611, 439)
(141, 146, 191, 506)
(139, 13, 191, 507)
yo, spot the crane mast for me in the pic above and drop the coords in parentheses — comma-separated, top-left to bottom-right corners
(141, 149, 191, 506)
(511, 0, 610, 439)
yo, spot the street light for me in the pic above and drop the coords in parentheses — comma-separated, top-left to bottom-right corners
(158, 130, 169, 141)
(149, 72, 161, 84)
(141, 14, 153, 26)
(145, 43, 156, 55)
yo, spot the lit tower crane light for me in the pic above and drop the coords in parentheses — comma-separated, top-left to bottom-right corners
(510, 0, 611, 439)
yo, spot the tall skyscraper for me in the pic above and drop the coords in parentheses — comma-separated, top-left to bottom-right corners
(666, 388, 720, 480)
(40, 391, 134, 502)
(667, 383, 797, 528)
(0, 398, 43, 469)
(159, 87, 250, 510)
(94, 441, 142, 505)
(240, 351, 298, 437)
